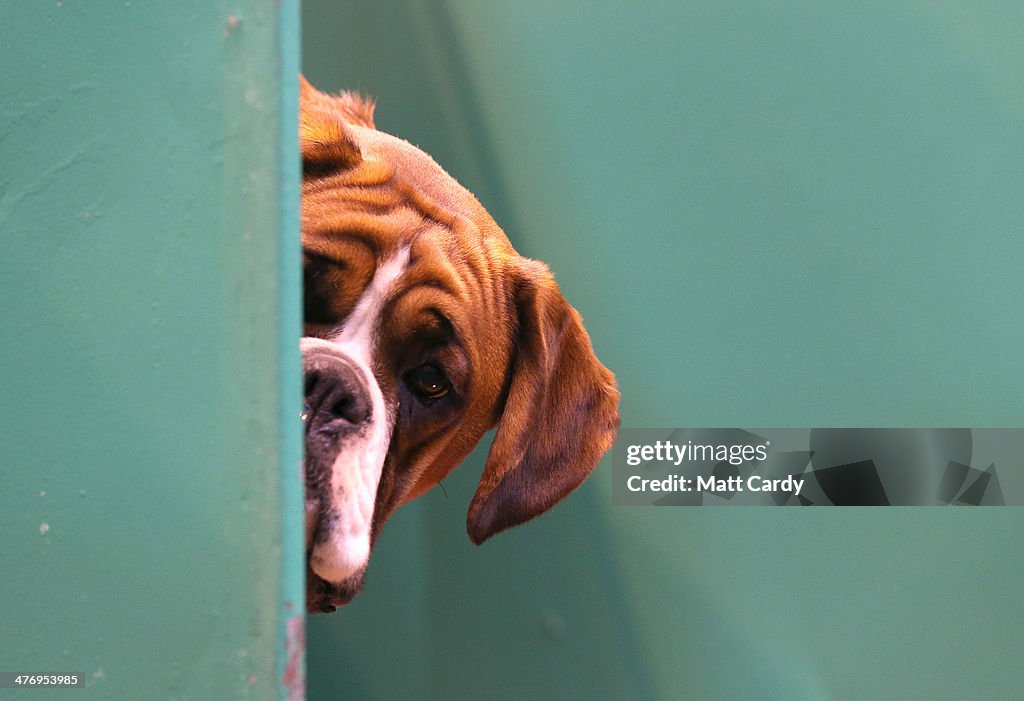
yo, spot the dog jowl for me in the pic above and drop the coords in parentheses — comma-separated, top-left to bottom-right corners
(299, 77, 619, 613)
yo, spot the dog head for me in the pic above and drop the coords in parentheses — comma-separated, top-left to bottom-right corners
(299, 77, 619, 613)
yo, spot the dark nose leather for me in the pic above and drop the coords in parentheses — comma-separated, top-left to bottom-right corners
(302, 350, 372, 434)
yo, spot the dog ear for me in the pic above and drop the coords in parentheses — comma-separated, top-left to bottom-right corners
(466, 259, 620, 544)
(299, 75, 375, 173)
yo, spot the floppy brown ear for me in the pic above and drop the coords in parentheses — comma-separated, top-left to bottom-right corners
(466, 259, 620, 544)
(299, 75, 374, 172)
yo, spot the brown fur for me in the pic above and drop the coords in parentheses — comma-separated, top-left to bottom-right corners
(300, 76, 619, 607)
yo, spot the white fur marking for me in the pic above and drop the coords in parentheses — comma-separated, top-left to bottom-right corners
(332, 247, 410, 366)
(307, 247, 409, 583)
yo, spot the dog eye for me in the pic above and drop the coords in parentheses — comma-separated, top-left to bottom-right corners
(404, 364, 450, 402)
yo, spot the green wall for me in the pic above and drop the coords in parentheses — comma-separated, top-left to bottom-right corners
(0, 3, 302, 699)
(304, 2, 1023, 699)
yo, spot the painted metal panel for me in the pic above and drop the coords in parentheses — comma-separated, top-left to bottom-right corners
(0, 2, 302, 699)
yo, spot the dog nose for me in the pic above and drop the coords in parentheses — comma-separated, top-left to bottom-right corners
(302, 352, 372, 430)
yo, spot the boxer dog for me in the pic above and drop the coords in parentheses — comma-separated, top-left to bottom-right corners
(300, 77, 619, 613)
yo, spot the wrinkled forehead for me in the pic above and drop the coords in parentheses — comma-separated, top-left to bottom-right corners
(305, 223, 519, 382)
(300, 125, 517, 355)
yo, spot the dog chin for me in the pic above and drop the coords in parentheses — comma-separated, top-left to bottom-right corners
(305, 498, 373, 612)
(306, 564, 365, 614)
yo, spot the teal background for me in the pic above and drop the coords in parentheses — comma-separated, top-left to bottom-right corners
(304, 1, 1023, 700)
(1, 3, 302, 700)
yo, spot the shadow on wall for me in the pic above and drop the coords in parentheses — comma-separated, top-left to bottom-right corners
(303, 0, 521, 235)
(301, 2, 1024, 699)
(301, 2, 654, 698)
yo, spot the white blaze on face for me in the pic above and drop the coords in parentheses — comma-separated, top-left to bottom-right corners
(307, 245, 410, 584)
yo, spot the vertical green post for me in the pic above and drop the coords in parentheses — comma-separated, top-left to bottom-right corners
(0, 2, 302, 699)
